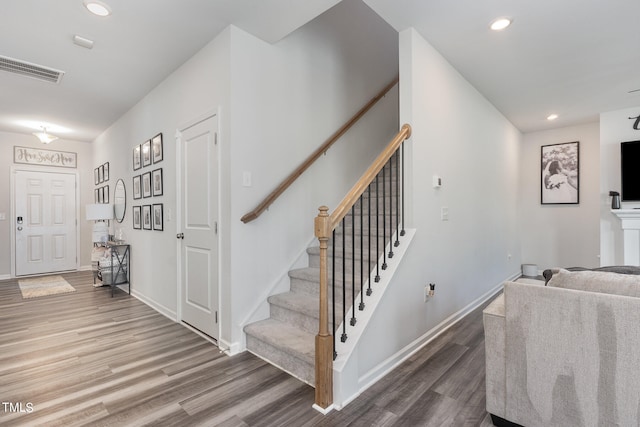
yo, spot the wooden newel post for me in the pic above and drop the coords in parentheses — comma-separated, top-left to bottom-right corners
(314, 205, 333, 409)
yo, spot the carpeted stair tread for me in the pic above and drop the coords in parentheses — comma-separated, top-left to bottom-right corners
(269, 291, 319, 319)
(244, 318, 315, 364)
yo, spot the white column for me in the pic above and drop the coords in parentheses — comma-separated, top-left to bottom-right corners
(612, 210, 640, 266)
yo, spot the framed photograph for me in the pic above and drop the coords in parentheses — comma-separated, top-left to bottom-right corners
(98, 186, 103, 203)
(103, 185, 109, 203)
(94, 168, 99, 185)
(142, 139, 152, 167)
(142, 172, 152, 198)
(152, 168, 163, 196)
(98, 164, 104, 183)
(152, 133, 163, 164)
(142, 205, 152, 230)
(94, 188, 99, 203)
(133, 175, 142, 199)
(133, 206, 142, 229)
(103, 162, 110, 181)
(153, 204, 163, 231)
(541, 141, 579, 205)
(133, 145, 142, 170)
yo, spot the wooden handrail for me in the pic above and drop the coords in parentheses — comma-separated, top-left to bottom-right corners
(329, 124, 411, 230)
(240, 76, 399, 224)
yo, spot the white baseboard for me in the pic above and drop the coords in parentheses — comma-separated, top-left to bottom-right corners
(131, 289, 177, 322)
(218, 338, 242, 356)
(0, 274, 10, 281)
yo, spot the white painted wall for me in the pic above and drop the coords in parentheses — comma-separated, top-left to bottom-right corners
(600, 106, 640, 265)
(520, 122, 601, 271)
(333, 28, 522, 405)
(0, 132, 93, 278)
(91, 0, 399, 350)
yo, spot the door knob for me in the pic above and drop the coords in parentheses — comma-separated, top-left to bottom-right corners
(176, 233, 184, 239)
(17, 226, 23, 231)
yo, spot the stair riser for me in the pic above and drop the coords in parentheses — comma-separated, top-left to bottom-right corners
(245, 335, 315, 386)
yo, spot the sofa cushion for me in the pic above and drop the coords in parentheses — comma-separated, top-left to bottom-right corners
(547, 269, 640, 298)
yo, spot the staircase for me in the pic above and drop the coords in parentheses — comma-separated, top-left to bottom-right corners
(243, 161, 398, 386)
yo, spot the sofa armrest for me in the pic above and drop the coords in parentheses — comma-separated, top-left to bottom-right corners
(483, 292, 506, 418)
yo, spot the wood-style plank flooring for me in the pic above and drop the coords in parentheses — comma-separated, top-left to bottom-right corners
(0, 271, 495, 426)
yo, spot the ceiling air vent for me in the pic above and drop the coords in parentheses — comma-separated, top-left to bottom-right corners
(0, 55, 64, 84)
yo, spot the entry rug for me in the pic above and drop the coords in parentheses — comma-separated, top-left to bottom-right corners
(18, 275, 76, 299)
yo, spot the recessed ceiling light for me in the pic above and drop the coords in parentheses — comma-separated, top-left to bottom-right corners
(547, 114, 559, 121)
(83, 0, 111, 17)
(490, 17, 512, 31)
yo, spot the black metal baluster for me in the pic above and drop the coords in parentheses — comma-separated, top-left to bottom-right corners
(351, 207, 356, 326)
(401, 142, 406, 237)
(332, 228, 337, 360)
(382, 161, 388, 270)
(375, 174, 380, 282)
(395, 149, 400, 247)
(359, 195, 365, 310)
(388, 157, 395, 259)
(341, 218, 347, 343)
(367, 185, 372, 295)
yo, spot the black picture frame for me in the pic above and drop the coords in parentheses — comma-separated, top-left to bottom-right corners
(142, 205, 152, 230)
(103, 162, 109, 181)
(98, 164, 104, 183)
(541, 141, 579, 205)
(153, 203, 163, 231)
(142, 140, 152, 167)
(98, 186, 103, 203)
(94, 188, 99, 203)
(142, 172, 151, 198)
(94, 168, 99, 185)
(133, 206, 142, 229)
(152, 133, 163, 164)
(133, 145, 142, 170)
(152, 168, 163, 196)
(133, 175, 142, 200)
(103, 185, 109, 203)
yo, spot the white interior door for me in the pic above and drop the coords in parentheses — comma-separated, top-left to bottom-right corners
(14, 170, 77, 276)
(179, 114, 219, 340)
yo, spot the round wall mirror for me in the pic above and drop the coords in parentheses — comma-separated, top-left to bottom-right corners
(114, 179, 126, 223)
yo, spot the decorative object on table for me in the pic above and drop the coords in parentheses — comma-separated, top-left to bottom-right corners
(18, 275, 76, 299)
(142, 205, 152, 230)
(142, 139, 151, 167)
(152, 168, 163, 196)
(541, 141, 579, 205)
(142, 172, 151, 198)
(86, 203, 113, 243)
(152, 132, 163, 164)
(96, 243, 130, 297)
(610, 191, 621, 209)
(13, 146, 76, 168)
(133, 144, 141, 170)
(133, 206, 141, 229)
(114, 179, 126, 222)
(133, 175, 141, 199)
(153, 203, 163, 231)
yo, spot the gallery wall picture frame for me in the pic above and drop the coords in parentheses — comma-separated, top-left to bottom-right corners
(142, 205, 152, 230)
(103, 185, 109, 203)
(142, 172, 152, 198)
(94, 168, 99, 185)
(541, 141, 579, 205)
(152, 133, 163, 164)
(153, 203, 163, 231)
(152, 168, 163, 196)
(98, 186, 103, 203)
(103, 162, 109, 181)
(133, 145, 142, 170)
(133, 175, 142, 199)
(95, 188, 99, 203)
(133, 206, 142, 229)
(98, 164, 104, 183)
(142, 140, 152, 167)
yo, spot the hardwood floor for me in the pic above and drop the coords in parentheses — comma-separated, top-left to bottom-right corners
(0, 271, 496, 426)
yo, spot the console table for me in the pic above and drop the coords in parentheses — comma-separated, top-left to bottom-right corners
(96, 242, 130, 297)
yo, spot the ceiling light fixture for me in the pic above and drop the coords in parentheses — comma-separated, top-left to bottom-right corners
(490, 17, 512, 31)
(547, 114, 559, 121)
(33, 127, 59, 144)
(83, 0, 111, 17)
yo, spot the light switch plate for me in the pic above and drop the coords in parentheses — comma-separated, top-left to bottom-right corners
(0, 212, 6, 221)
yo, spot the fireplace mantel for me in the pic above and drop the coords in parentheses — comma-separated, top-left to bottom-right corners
(612, 209, 640, 266)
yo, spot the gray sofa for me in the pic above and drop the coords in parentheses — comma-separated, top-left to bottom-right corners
(483, 270, 640, 427)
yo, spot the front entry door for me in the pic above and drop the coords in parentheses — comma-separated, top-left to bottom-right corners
(179, 114, 219, 340)
(14, 170, 77, 276)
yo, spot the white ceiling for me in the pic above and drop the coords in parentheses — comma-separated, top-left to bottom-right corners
(1, 0, 639, 142)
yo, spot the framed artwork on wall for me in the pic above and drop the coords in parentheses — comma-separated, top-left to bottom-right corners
(133, 175, 142, 199)
(142, 172, 151, 198)
(541, 141, 579, 205)
(153, 204, 163, 231)
(103, 185, 109, 203)
(94, 188, 99, 203)
(152, 133, 163, 164)
(98, 164, 104, 183)
(143, 205, 152, 230)
(133, 145, 142, 170)
(94, 168, 99, 185)
(152, 168, 163, 196)
(142, 140, 152, 167)
(103, 162, 109, 181)
(133, 206, 141, 229)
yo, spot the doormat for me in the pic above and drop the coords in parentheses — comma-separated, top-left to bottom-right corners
(18, 275, 76, 299)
